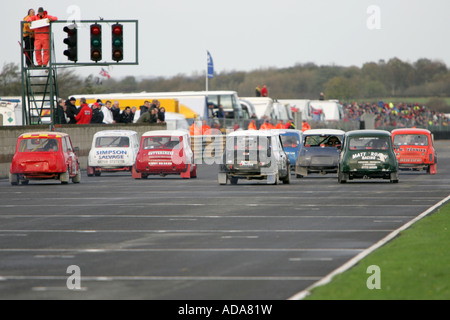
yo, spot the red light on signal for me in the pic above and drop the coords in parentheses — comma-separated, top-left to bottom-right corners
(91, 25, 101, 35)
(112, 25, 123, 35)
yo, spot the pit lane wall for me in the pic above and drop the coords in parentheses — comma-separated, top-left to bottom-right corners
(0, 123, 165, 179)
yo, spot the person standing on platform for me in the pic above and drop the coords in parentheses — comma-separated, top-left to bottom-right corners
(261, 85, 268, 97)
(255, 85, 261, 97)
(26, 7, 58, 67)
(23, 9, 35, 68)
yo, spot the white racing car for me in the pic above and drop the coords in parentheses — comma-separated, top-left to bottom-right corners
(218, 130, 290, 185)
(87, 130, 140, 176)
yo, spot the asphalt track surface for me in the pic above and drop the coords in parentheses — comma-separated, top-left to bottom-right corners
(0, 141, 449, 300)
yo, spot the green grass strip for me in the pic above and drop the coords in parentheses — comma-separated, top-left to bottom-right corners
(304, 200, 450, 300)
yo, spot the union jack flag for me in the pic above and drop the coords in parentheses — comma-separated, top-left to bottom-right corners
(99, 68, 111, 79)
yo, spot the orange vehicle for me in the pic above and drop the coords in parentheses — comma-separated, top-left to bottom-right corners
(9, 132, 81, 185)
(391, 128, 437, 174)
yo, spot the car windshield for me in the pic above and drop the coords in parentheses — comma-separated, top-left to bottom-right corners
(281, 135, 299, 148)
(393, 134, 429, 146)
(96, 136, 130, 148)
(143, 136, 181, 150)
(19, 138, 59, 152)
(349, 136, 390, 150)
(226, 136, 271, 151)
(304, 135, 342, 147)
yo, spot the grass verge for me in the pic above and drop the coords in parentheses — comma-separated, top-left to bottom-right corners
(304, 201, 450, 300)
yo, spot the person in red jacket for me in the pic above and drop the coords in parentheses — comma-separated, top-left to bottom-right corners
(261, 84, 268, 97)
(26, 7, 58, 67)
(75, 98, 92, 124)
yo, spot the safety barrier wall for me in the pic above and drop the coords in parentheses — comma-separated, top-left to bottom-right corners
(0, 123, 165, 179)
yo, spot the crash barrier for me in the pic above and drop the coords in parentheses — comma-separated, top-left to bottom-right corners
(0, 123, 165, 179)
(199, 118, 360, 132)
(202, 118, 450, 134)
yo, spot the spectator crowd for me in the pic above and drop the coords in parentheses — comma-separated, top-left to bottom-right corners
(343, 101, 449, 129)
(55, 97, 166, 126)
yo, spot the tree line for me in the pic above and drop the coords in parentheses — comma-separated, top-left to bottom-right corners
(1, 57, 450, 112)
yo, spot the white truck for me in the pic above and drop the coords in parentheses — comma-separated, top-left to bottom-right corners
(308, 100, 344, 121)
(0, 99, 23, 126)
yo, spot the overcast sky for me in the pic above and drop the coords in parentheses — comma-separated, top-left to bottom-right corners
(4, 0, 450, 79)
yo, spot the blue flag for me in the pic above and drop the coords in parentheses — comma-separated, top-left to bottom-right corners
(207, 51, 214, 79)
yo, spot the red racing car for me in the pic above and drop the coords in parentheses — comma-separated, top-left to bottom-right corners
(10, 132, 81, 185)
(132, 130, 197, 179)
(391, 128, 437, 174)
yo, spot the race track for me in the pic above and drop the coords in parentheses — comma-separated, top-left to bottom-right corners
(0, 141, 449, 299)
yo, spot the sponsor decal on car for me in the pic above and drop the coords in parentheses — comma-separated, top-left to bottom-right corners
(352, 152, 388, 162)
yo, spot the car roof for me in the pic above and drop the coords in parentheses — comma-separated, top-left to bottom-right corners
(228, 130, 274, 137)
(142, 129, 189, 137)
(345, 129, 391, 137)
(19, 131, 69, 138)
(93, 130, 138, 137)
(391, 128, 431, 135)
(270, 129, 302, 136)
(303, 129, 345, 135)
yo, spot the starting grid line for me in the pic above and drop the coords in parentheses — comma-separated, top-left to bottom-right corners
(0, 275, 322, 282)
(0, 214, 415, 219)
(0, 229, 394, 233)
(0, 248, 364, 253)
(0, 203, 433, 208)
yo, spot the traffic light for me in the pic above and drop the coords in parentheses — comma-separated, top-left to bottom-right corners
(63, 24, 77, 62)
(111, 23, 123, 62)
(90, 23, 102, 62)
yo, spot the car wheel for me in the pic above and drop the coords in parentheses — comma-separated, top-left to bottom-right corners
(60, 168, 70, 184)
(9, 173, 19, 186)
(72, 170, 81, 184)
(299, 167, 308, 177)
(390, 172, 399, 183)
(428, 164, 437, 175)
(132, 165, 142, 179)
(274, 173, 279, 185)
(191, 165, 197, 179)
(338, 171, 347, 184)
(230, 177, 238, 185)
(282, 171, 290, 184)
(87, 165, 94, 177)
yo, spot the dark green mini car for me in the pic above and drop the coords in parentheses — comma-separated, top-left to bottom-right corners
(338, 130, 399, 183)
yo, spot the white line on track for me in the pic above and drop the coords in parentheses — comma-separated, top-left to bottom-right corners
(0, 203, 432, 208)
(32, 287, 87, 291)
(289, 258, 333, 262)
(2, 275, 322, 281)
(0, 229, 394, 233)
(0, 248, 364, 253)
(0, 214, 414, 219)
